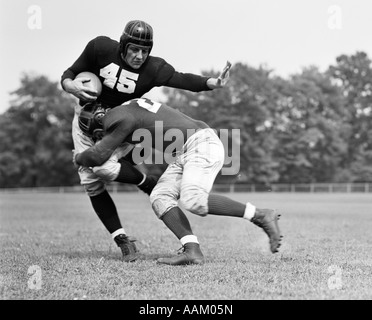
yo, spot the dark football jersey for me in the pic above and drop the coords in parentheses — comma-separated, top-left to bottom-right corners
(61, 36, 211, 107)
(76, 98, 209, 167)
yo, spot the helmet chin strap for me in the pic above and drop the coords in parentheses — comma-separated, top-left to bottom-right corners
(120, 53, 127, 64)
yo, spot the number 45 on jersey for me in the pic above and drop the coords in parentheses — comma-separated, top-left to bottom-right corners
(100, 63, 138, 94)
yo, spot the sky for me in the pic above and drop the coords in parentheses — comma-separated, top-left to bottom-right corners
(1, 0, 372, 114)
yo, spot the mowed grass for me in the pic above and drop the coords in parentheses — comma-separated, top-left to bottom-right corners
(0, 191, 371, 300)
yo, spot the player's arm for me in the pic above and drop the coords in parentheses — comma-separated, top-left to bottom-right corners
(165, 70, 211, 92)
(160, 61, 231, 91)
(75, 133, 122, 167)
(61, 39, 98, 101)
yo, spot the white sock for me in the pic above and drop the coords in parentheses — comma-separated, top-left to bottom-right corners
(180, 235, 199, 246)
(111, 228, 126, 239)
(243, 202, 256, 221)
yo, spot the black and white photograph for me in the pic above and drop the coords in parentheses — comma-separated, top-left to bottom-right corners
(0, 0, 371, 305)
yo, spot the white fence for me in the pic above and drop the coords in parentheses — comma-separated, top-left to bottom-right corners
(0, 183, 371, 194)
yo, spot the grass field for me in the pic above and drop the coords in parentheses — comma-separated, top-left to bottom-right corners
(0, 191, 371, 301)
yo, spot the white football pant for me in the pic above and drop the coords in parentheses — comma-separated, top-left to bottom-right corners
(150, 128, 225, 218)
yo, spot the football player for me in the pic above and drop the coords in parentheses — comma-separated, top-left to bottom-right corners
(61, 20, 230, 262)
(74, 98, 283, 265)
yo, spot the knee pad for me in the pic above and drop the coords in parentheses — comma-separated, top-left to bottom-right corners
(150, 193, 178, 219)
(84, 181, 106, 197)
(180, 187, 209, 217)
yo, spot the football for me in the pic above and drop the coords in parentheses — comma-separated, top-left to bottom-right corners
(76, 71, 102, 97)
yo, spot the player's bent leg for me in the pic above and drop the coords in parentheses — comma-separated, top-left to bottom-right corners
(149, 163, 182, 219)
(178, 165, 218, 216)
(83, 176, 138, 262)
(207, 194, 282, 253)
(72, 110, 138, 261)
(72, 110, 94, 153)
(155, 207, 205, 266)
(178, 129, 225, 216)
(86, 183, 139, 262)
(150, 192, 179, 219)
(151, 198, 205, 265)
(179, 186, 209, 217)
(150, 174, 204, 265)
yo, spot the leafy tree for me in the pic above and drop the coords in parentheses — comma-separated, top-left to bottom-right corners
(328, 52, 372, 181)
(273, 67, 348, 183)
(0, 73, 78, 187)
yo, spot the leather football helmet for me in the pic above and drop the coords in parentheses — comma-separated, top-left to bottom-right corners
(119, 20, 153, 57)
(78, 102, 106, 141)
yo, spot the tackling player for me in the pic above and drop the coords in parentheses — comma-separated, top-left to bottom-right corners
(61, 20, 231, 262)
(74, 98, 283, 265)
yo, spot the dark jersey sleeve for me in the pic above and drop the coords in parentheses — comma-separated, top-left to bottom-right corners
(165, 70, 212, 92)
(75, 135, 118, 167)
(60, 38, 97, 88)
(152, 58, 212, 92)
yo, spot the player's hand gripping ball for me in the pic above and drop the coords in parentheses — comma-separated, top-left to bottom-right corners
(76, 72, 102, 97)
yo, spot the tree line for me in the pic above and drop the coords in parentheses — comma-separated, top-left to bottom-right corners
(0, 52, 371, 188)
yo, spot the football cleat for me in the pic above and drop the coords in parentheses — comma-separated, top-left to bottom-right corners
(251, 209, 282, 253)
(114, 234, 138, 262)
(157, 242, 205, 266)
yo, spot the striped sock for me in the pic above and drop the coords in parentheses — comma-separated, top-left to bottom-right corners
(207, 194, 246, 217)
(161, 207, 194, 240)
